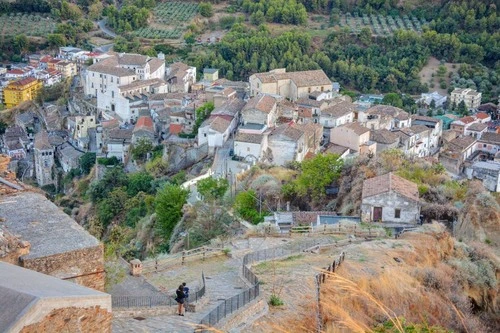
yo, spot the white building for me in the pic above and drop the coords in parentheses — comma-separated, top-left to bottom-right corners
(450, 88, 482, 110)
(165, 62, 197, 93)
(417, 91, 447, 108)
(84, 52, 166, 122)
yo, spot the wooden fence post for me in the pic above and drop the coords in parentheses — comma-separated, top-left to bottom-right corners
(203, 247, 206, 261)
(323, 224, 326, 234)
(182, 251, 186, 265)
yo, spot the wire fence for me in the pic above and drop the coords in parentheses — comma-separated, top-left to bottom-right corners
(112, 272, 206, 310)
(198, 238, 338, 332)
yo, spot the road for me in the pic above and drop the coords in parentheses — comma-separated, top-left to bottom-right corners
(97, 19, 117, 38)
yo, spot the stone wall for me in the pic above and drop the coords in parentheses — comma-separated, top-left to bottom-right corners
(216, 299, 268, 332)
(361, 192, 420, 224)
(165, 142, 209, 173)
(20, 306, 111, 333)
(22, 244, 105, 291)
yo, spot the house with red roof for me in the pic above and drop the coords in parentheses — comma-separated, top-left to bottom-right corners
(361, 173, 420, 226)
(132, 116, 155, 144)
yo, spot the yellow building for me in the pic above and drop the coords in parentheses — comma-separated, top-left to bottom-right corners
(56, 60, 77, 78)
(3, 77, 42, 108)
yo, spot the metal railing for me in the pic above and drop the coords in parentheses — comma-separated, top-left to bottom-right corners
(112, 272, 206, 310)
(198, 238, 338, 331)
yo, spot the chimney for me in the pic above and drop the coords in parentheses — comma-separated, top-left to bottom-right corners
(286, 201, 290, 212)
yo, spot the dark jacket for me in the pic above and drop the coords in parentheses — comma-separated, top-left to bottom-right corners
(176, 289, 185, 301)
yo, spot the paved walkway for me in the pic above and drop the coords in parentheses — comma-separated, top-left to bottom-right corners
(112, 239, 272, 332)
(112, 236, 340, 332)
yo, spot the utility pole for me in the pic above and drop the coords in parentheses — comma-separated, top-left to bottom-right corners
(259, 188, 262, 215)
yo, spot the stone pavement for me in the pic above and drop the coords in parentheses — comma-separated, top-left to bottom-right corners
(112, 236, 339, 332)
(112, 238, 273, 333)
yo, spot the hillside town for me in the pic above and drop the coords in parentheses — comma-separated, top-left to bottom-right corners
(0, 1, 499, 330)
(2, 48, 500, 195)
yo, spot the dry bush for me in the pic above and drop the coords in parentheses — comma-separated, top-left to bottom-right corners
(317, 228, 494, 333)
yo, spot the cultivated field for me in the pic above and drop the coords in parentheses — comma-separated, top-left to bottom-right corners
(133, 1, 199, 39)
(338, 13, 427, 35)
(0, 13, 55, 37)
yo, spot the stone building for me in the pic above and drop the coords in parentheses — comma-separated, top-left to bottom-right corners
(0, 262, 111, 333)
(361, 173, 420, 226)
(0, 187, 105, 290)
(466, 161, 500, 192)
(249, 68, 332, 101)
(34, 130, 55, 186)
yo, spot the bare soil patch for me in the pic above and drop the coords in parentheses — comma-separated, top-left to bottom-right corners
(419, 56, 460, 95)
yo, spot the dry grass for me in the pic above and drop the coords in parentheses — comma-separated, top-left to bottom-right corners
(316, 226, 495, 333)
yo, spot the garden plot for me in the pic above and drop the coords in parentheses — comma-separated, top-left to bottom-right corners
(134, 2, 199, 40)
(338, 13, 427, 36)
(0, 13, 55, 37)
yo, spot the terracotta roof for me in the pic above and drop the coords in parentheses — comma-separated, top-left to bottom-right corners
(479, 132, 500, 145)
(148, 58, 164, 73)
(457, 116, 475, 124)
(367, 105, 408, 120)
(324, 143, 349, 155)
(448, 135, 477, 151)
(7, 69, 25, 75)
(362, 173, 419, 202)
(475, 112, 490, 120)
(209, 117, 231, 133)
(169, 123, 183, 134)
(345, 122, 370, 135)
(321, 100, 355, 118)
(9, 77, 38, 87)
(33, 131, 51, 150)
(107, 128, 133, 140)
(87, 57, 135, 77)
(370, 129, 399, 144)
(133, 116, 154, 133)
(167, 62, 191, 79)
(292, 211, 336, 225)
(410, 125, 430, 134)
(243, 94, 276, 114)
(234, 132, 264, 144)
(411, 115, 440, 124)
(467, 123, 488, 132)
(254, 69, 331, 87)
(269, 124, 304, 141)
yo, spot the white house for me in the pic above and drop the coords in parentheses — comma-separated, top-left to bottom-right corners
(234, 131, 267, 162)
(105, 128, 133, 162)
(319, 100, 355, 128)
(84, 52, 166, 122)
(241, 94, 279, 128)
(417, 91, 447, 108)
(165, 62, 197, 93)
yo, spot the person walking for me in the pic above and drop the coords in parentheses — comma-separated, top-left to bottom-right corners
(176, 285, 185, 316)
(182, 282, 190, 302)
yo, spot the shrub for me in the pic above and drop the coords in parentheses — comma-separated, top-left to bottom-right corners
(269, 294, 284, 306)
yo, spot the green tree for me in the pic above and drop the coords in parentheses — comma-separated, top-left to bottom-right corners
(234, 190, 263, 224)
(97, 187, 128, 227)
(0, 120, 7, 135)
(197, 177, 229, 201)
(155, 184, 189, 242)
(79, 152, 96, 174)
(131, 138, 153, 163)
(457, 100, 468, 115)
(199, 2, 213, 17)
(382, 93, 404, 108)
(47, 34, 67, 47)
(127, 171, 154, 196)
(89, 166, 129, 203)
(292, 153, 343, 201)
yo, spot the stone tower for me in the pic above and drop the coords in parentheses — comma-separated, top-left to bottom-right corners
(34, 130, 55, 186)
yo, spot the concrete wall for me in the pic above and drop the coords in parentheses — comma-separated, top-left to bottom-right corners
(268, 139, 296, 166)
(234, 141, 262, 161)
(21, 245, 105, 291)
(361, 192, 420, 224)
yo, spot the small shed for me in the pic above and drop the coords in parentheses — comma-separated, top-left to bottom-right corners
(361, 173, 420, 226)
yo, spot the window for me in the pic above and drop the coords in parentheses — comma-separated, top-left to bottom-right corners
(111, 91, 114, 98)
(204, 133, 207, 137)
(100, 74, 102, 78)
(321, 86, 324, 92)
(111, 77, 113, 83)
(308, 87, 311, 93)
(247, 147, 250, 152)
(395, 209, 401, 219)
